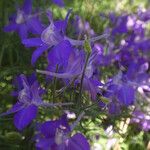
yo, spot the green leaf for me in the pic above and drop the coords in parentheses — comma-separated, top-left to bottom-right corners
(84, 36, 92, 54)
(100, 96, 110, 104)
(5, 132, 22, 144)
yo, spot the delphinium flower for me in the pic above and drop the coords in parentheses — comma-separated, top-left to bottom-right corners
(0, 74, 73, 130)
(4, 0, 43, 40)
(131, 110, 150, 131)
(99, 71, 135, 114)
(22, 10, 72, 65)
(117, 53, 150, 93)
(138, 8, 150, 22)
(72, 15, 95, 37)
(37, 46, 103, 100)
(0, 74, 44, 130)
(111, 14, 129, 35)
(35, 114, 90, 150)
(22, 10, 108, 66)
(11, 73, 42, 97)
(31, 11, 108, 100)
(92, 42, 115, 66)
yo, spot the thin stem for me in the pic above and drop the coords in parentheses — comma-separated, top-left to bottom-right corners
(65, 33, 109, 46)
(78, 52, 90, 104)
(0, 0, 5, 66)
(0, 47, 5, 66)
(52, 65, 59, 102)
(55, 78, 77, 98)
(39, 102, 73, 107)
(36, 69, 79, 78)
(70, 111, 85, 131)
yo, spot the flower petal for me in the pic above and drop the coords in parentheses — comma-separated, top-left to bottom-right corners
(4, 23, 18, 32)
(47, 40, 73, 71)
(66, 133, 90, 150)
(117, 84, 135, 106)
(31, 45, 49, 65)
(108, 103, 121, 114)
(54, 9, 72, 33)
(14, 104, 38, 130)
(22, 38, 43, 47)
(36, 138, 54, 150)
(30, 81, 43, 104)
(22, 0, 32, 14)
(0, 103, 24, 117)
(28, 17, 44, 34)
(18, 24, 28, 40)
(40, 121, 59, 138)
(40, 114, 70, 138)
(83, 78, 98, 100)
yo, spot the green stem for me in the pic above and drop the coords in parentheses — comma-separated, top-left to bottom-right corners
(52, 64, 59, 102)
(0, 0, 5, 66)
(0, 47, 5, 66)
(55, 77, 77, 98)
(78, 52, 90, 104)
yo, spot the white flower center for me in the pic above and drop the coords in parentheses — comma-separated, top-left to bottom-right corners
(55, 128, 64, 145)
(41, 23, 62, 46)
(16, 10, 25, 24)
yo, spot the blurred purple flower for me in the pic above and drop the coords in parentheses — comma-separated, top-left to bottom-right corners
(131, 110, 150, 131)
(138, 9, 150, 22)
(4, 0, 43, 40)
(101, 71, 135, 114)
(52, 0, 65, 7)
(111, 15, 128, 35)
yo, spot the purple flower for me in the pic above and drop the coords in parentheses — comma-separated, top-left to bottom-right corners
(117, 84, 135, 106)
(72, 15, 95, 37)
(47, 40, 74, 73)
(36, 114, 90, 150)
(111, 15, 128, 35)
(104, 58, 150, 114)
(4, 0, 43, 40)
(37, 50, 102, 99)
(100, 71, 136, 114)
(52, 0, 65, 7)
(0, 74, 44, 130)
(22, 10, 72, 65)
(131, 110, 150, 131)
(22, 10, 108, 66)
(11, 73, 41, 96)
(138, 9, 150, 22)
